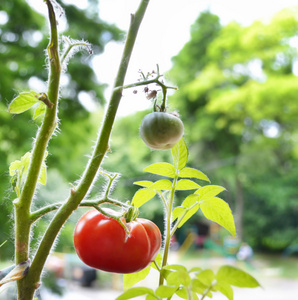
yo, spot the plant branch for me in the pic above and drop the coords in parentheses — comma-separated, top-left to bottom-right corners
(26, 0, 150, 294)
(170, 203, 200, 237)
(15, 0, 61, 298)
(159, 175, 178, 285)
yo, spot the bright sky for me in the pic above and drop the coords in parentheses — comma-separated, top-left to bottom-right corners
(95, 0, 298, 116)
(26, 0, 298, 115)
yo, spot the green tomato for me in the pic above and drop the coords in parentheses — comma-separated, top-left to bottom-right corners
(139, 112, 184, 150)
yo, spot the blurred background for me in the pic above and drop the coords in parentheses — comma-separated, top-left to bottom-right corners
(0, 0, 298, 299)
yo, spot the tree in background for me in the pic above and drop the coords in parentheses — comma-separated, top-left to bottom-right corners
(0, 0, 122, 259)
(168, 8, 298, 249)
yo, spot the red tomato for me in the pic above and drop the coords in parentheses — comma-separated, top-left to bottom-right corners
(73, 209, 161, 273)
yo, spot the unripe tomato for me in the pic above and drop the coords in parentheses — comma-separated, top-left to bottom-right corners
(73, 209, 161, 274)
(139, 112, 184, 150)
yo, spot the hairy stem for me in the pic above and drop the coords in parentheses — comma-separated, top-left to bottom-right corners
(159, 175, 178, 285)
(21, 1, 150, 298)
(15, 0, 60, 299)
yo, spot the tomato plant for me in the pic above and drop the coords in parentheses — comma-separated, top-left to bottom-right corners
(139, 112, 184, 150)
(73, 208, 161, 273)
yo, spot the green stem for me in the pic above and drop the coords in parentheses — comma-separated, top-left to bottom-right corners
(159, 174, 178, 285)
(15, 0, 60, 299)
(170, 202, 200, 237)
(22, 1, 150, 298)
(201, 284, 214, 300)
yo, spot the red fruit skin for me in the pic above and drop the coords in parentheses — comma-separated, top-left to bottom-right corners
(73, 209, 162, 274)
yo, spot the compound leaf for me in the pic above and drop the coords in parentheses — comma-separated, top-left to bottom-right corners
(116, 287, 155, 300)
(132, 188, 156, 208)
(176, 179, 201, 191)
(150, 179, 173, 191)
(200, 197, 236, 236)
(144, 162, 175, 178)
(133, 181, 153, 188)
(124, 265, 151, 289)
(216, 265, 260, 288)
(195, 185, 226, 199)
(171, 138, 188, 171)
(179, 167, 210, 182)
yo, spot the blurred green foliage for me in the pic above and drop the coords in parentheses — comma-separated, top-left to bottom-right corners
(0, 0, 123, 260)
(1, 2, 298, 262)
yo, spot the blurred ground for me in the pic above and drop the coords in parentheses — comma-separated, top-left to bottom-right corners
(1, 251, 297, 300)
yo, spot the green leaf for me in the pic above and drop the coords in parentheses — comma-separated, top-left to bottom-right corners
(150, 179, 173, 191)
(163, 264, 187, 272)
(171, 138, 188, 170)
(192, 292, 200, 300)
(33, 103, 46, 119)
(155, 285, 178, 298)
(189, 267, 202, 274)
(191, 279, 207, 295)
(132, 188, 156, 208)
(200, 197, 236, 236)
(195, 185, 226, 199)
(39, 162, 47, 185)
(133, 180, 153, 188)
(178, 203, 200, 228)
(176, 179, 201, 190)
(172, 206, 186, 221)
(216, 265, 260, 288)
(214, 282, 233, 300)
(146, 294, 159, 300)
(175, 287, 188, 299)
(196, 269, 215, 286)
(166, 270, 191, 287)
(8, 91, 39, 114)
(179, 167, 210, 182)
(144, 162, 176, 178)
(124, 265, 151, 289)
(182, 194, 200, 208)
(116, 287, 155, 300)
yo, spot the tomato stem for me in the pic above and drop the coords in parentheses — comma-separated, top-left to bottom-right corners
(159, 174, 178, 285)
(92, 205, 130, 236)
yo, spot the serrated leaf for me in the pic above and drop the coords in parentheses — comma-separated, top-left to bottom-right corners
(124, 265, 151, 289)
(172, 206, 186, 221)
(179, 167, 210, 182)
(182, 194, 200, 208)
(132, 188, 156, 208)
(176, 179, 201, 191)
(144, 162, 176, 178)
(178, 203, 200, 228)
(216, 265, 260, 288)
(133, 181, 153, 188)
(9, 91, 39, 114)
(33, 103, 46, 119)
(150, 179, 173, 191)
(195, 185, 226, 199)
(196, 269, 215, 286)
(116, 287, 155, 300)
(200, 197, 236, 236)
(214, 282, 233, 300)
(171, 138, 188, 170)
(155, 285, 178, 298)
